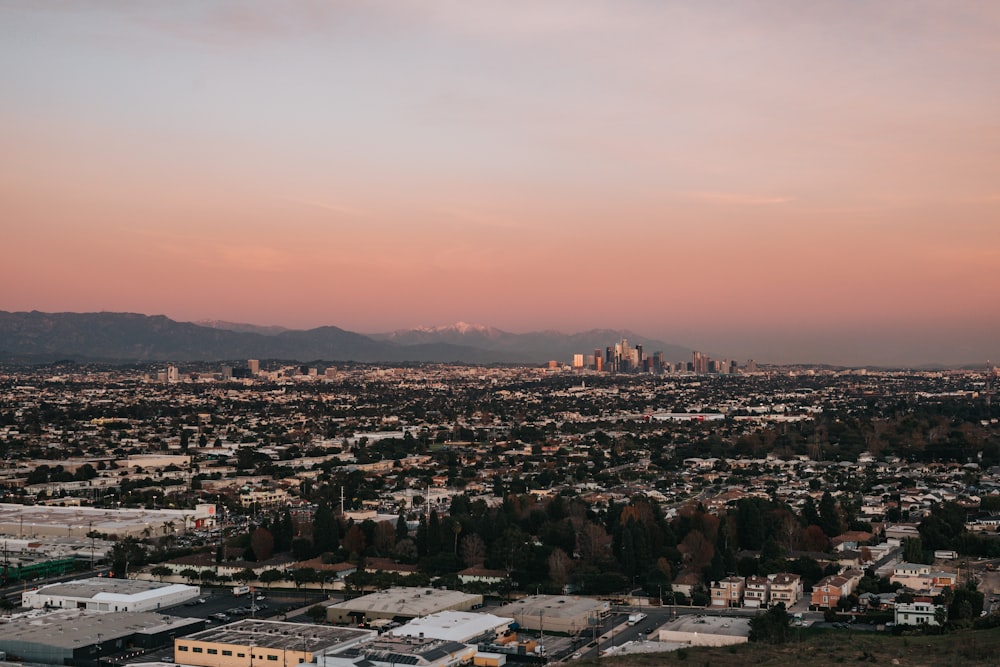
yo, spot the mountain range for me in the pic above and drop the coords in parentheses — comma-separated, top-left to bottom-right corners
(0, 311, 692, 365)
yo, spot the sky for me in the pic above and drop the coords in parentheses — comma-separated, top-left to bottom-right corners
(2, 1, 999, 367)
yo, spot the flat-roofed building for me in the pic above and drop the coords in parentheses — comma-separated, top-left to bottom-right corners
(317, 634, 475, 667)
(657, 615, 750, 648)
(0, 502, 216, 539)
(326, 587, 483, 625)
(23, 577, 200, 612)
(391, 611, 514, 644)
(175, 619, 374, 667)
(493, 595, 610, 635)
(0, 609, 204, 665)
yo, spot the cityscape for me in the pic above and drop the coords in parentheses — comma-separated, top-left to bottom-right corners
(0, 349, 998, 665)
(3, 1, 1000, 666)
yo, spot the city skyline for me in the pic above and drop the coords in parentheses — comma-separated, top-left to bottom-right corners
(3, 2, 999, 367)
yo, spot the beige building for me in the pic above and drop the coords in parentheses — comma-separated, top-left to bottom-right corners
(710, 576, 745, 607)
(175, 620, 373, 667)
(657, 615, 750, 648)
(493, 595, 610, 635)
(326, 587, 483, 624)
(768, 573, 803, 607)
(743, 575, 769, 608)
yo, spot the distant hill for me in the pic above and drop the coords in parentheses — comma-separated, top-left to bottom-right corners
(0, 311, 692, 365)
(194, 320, 290, 336)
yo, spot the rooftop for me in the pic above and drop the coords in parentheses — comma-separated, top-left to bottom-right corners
(494, 595, 610, 620)
(32, 577, 196, 602)
(183, 619, 373, 653)
(328, 587, 481, 617)
(663, 615, 751, 638)
(391, 611, 513, 643)
(0, 609, 203, 649)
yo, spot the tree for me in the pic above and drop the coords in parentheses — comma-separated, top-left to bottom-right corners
(151, 565, 172, 582)
(111, 538, 148, 578)
(818, 492, 843, 537)
(749, 602, 791, 644)
(903, 537, 925, 564)
(259, 568, 285, 589)
(307, 605, 327, 624)
(736, 499, 766, 550)
(343, 524, 366, 559)
(251, 527, 275, 561)
(547, 548, 572, 589)
(460, 533, 487, 568)
(313, 504, 339, 554)
(179, 568, 200, 584)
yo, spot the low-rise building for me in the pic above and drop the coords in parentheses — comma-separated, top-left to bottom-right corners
(317, 633, 475, 667)
(895, 601, 945, 627)
(326, 587, 483, 625)
(657, 615, 750, 648)
(494, 595, 610, 635)
(0, 609, 204, 665)
(391, 611, 513, 644)
(743, 576, 770, 608)
(710, 576, 745, 607)
(811, 575, 853, 610)
(175, 619, 374, 667)
(768, 573, 802, 607)
(22, 577, 200, 612)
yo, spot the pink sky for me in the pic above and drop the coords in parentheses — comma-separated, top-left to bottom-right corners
(2, 1, 999, 365)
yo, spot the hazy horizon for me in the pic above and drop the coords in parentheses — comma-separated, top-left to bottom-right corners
(2, 2, 998, 368)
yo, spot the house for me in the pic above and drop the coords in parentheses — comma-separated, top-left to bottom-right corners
(710, 576, 745, 607)
(743, 575, 770, 608)
(891, 562, 932, 590)
(768, 573, 802, 607)
(671, 569, 703, 599)
(811, 575, 851, 610)
(895, 601, 944, 626)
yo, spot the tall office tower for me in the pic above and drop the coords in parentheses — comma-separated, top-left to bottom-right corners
(573, 353, 585, 369)
(593, 349, 602, 370)
(747, 359, 758, 373)
(596, 356, 603, 371)
(248, 359, 260, 375)
(221, 365, 233, 380)
(166, 365, 179, 383)
(730, 360, 739, 374)
(693, 351, 707, 374)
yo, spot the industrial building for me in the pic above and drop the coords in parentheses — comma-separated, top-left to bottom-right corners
(326, 587, 483, 625)
(391, 611, 514, 644)
(0, 503, 217, 539)
(493, 595, 610, 635)
(0, 609, 204, 666)
(23, 577, 200, 612)
(175, 619, 374, 667)
(316, 634, 476, 667)
(656, 615, 750, 648)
